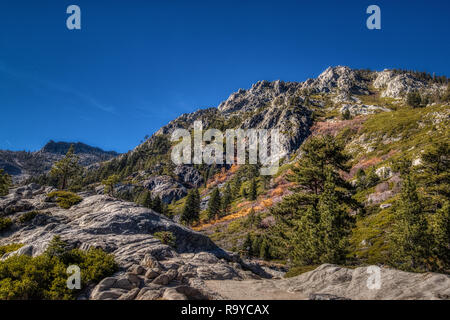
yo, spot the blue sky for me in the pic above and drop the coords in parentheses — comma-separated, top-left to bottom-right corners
(0, 0, 449, 153)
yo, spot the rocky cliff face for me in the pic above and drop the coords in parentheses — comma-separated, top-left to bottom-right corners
(136, 66, 448, 158)
(0, 141, 119, 183)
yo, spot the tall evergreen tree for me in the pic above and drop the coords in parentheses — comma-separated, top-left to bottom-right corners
(392, 157, 412, 176)
(231, 176, 241, 198)
(0, 169, 11, 196)
(390, 176, 430, 271)
(260, 175, 271, 190)
(416, 141, 449, 206)
(242, 233, 253, 257)
(207, 188, 222, 220)
(252, 235, 263, 257)
(241, 185, 248, 198)
(50, 145, 81, 190)
(161, 202, 172, 217)
(101, 174, 120, 195)
(260, 239, 271, 260)
(221, 183, 232, 215)
(180, 189, 200, 225)
(138, 190, 152, 208)
(317, 173, 351, 263)
(431, 201, 450, 269)
(249, 178, 258, 201)
(365, 167, 380, 188)
(270, 135, 355, 265)
(152, 195, 163, 213)
(290, 205, 321, 265)
(192, 188, 201, 215)
(289, 172, 351, 265)
(355, 168, 366, 191)
(288, 135, 352, 206)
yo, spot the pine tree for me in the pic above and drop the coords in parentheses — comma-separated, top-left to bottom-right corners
(101, 174, 120, 195)
(342, 108, 352, 120)
(50, 145, 81, 190)
(365, 167, 380, 188)
(208, 166, 216, 182)
(317, 173, 351, 264)
(180, 189, 200, 225)
(270, 135, 355, 265)
(289, 172, 351, 265)
(161, 202, 172, 217)
(252, 236, 263, 257)
(243, 164, 259, 180)
(390, 176, 430, 271)
(249, 178, 258, 201)
(152, 195, 163, 213)
(207, 188, 222, 220)
(416, 141, 449, 205)
(242, 233, 253, 257)
(260, 239, 271, 260)
(221, 183, 232, 215)
(391, 157, 412, 176)
(288, 135, 352, 204)
(407, 91, 423, 108)
(241, 185, 248, 198)
(192, 188, 201, 215)
(260, 175, 271, 190)
(291, 205, 321, 265)
(231, 176, 241, 198)
(355, 168, 366, 191)
(0, 169, 11, 196)
(244, 208, 257, 228)
(138, 190, 152, 208)
(431, 201, 450, 269)
(203, 168, 209, 188)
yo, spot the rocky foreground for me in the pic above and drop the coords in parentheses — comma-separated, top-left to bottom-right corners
(1, 184, 449, 300)
(205, 264, 450, 300)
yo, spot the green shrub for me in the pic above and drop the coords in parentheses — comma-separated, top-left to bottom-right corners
(153, 231, 176, 247)
(0, 243, 24, 257)
(0, 236, 117, 300)
(18, 211, 46, 223)
(0, 254, 69, 300)
(407, 91, 424, 108)
(47, 191, 82, 209)
(342, 109, 352, 120)
(284, 265, 319, 278)
(0, 217, 12, 232)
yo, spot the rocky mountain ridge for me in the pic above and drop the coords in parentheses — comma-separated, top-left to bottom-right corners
(88, 66, 448, 203)
(134, 66, 448, 159)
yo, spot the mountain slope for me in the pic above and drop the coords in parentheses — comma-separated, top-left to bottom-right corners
(83, 66, 448, 202)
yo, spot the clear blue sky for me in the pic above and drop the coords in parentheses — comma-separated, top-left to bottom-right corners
(0, 0, 449, 153)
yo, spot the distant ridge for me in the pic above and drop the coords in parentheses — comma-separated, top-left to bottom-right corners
(41, 140, 119, 156)
(0, 140, 120, 182)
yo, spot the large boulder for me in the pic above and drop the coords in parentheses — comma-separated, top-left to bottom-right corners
(142, 175, 187, 203)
